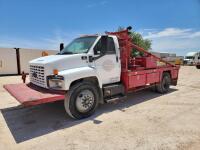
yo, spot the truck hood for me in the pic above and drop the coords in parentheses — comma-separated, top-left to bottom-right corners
(30, 55, 74, 64)
(29, 54, 89, 72)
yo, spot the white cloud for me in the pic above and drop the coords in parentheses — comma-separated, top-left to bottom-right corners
(144, 28, 193, 39)
(141, 28, 200, 55)
(189, 31, 200, 38)
(0, 29, 78, 50)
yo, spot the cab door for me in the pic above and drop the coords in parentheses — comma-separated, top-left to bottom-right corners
(92, 36, 121, 84)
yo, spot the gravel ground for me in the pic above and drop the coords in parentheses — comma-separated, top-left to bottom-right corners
(0, 66, 200, 150)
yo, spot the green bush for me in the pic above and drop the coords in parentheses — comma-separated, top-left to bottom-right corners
(118, 27, 152, 57)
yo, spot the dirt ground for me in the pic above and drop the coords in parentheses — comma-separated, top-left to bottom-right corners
(0, 66, 200, 150)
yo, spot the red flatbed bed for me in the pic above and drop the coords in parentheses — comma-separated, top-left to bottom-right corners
(4, 83, 65, 106)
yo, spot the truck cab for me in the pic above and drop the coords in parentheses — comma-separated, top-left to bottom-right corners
(29, 35, 127, 119)
(29, 35, 121, 91)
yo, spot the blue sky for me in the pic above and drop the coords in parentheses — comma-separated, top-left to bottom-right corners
(0, 0, 200, 55)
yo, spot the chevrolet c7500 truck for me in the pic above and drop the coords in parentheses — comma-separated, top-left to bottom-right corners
(4, 27, 180, 119)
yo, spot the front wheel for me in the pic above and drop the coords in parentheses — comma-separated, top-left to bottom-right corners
(64, 81, 99, 119)
(156, 73, 171, 94)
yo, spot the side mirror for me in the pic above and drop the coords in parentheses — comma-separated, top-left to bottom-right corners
(60, 43, 64, 51)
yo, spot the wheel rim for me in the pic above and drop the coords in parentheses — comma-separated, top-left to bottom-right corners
(75, 90, 95, 113)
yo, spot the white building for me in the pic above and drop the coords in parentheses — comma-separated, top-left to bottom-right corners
(0, 47, 58, 76)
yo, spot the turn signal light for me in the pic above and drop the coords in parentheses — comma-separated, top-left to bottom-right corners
(53, 69, 58, 75)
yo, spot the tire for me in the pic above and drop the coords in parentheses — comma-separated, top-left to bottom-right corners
(64, 81, 99, 119)
(196, 65, 200, 69)
(156, 73, 171, 94)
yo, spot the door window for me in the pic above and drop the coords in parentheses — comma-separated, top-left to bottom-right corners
(107, 37, 116, 54)
(94, 37, 116, 55)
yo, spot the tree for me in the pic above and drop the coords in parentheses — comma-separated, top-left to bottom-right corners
(118, 27, 152, 57)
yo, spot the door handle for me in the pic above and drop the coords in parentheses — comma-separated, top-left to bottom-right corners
(81, 56, 87, 60)
(89, 56, 94, 62)
(116, 56, 119, 62)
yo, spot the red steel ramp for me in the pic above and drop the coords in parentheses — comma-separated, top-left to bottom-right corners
(3, 83, 65, 106)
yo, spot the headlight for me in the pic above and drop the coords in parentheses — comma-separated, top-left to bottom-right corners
(47, 75, 64, 89)
(49, 79, 63, 88)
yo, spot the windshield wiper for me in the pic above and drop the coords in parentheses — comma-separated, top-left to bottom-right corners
(59, 51, 77, 55)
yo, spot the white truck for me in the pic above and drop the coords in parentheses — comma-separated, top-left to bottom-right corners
(4, 28, 180, 119)
(194, 51, 200, 69)
(184, 52, 197, 65)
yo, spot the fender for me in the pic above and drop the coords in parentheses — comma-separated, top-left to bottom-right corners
(59, 66, 102, 90)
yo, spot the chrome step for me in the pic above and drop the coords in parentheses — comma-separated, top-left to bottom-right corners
(104, 95, 127, 103)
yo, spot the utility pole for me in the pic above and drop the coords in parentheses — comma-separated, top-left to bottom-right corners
(14, 48, 21, 75)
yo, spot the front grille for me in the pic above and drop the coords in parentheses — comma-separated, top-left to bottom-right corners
(30, 65, 46, 87)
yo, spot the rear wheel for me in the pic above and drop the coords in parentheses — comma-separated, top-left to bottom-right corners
(156, 73, 171, 94)
(64, 81, 99, 119)
(196, 65, 200, 69)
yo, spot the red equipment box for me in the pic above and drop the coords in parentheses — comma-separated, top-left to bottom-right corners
(141, 56, 157, 69)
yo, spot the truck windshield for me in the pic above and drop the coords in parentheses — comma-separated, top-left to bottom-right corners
(59, 36, 97, 54)
(185, 56, 194, 59)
